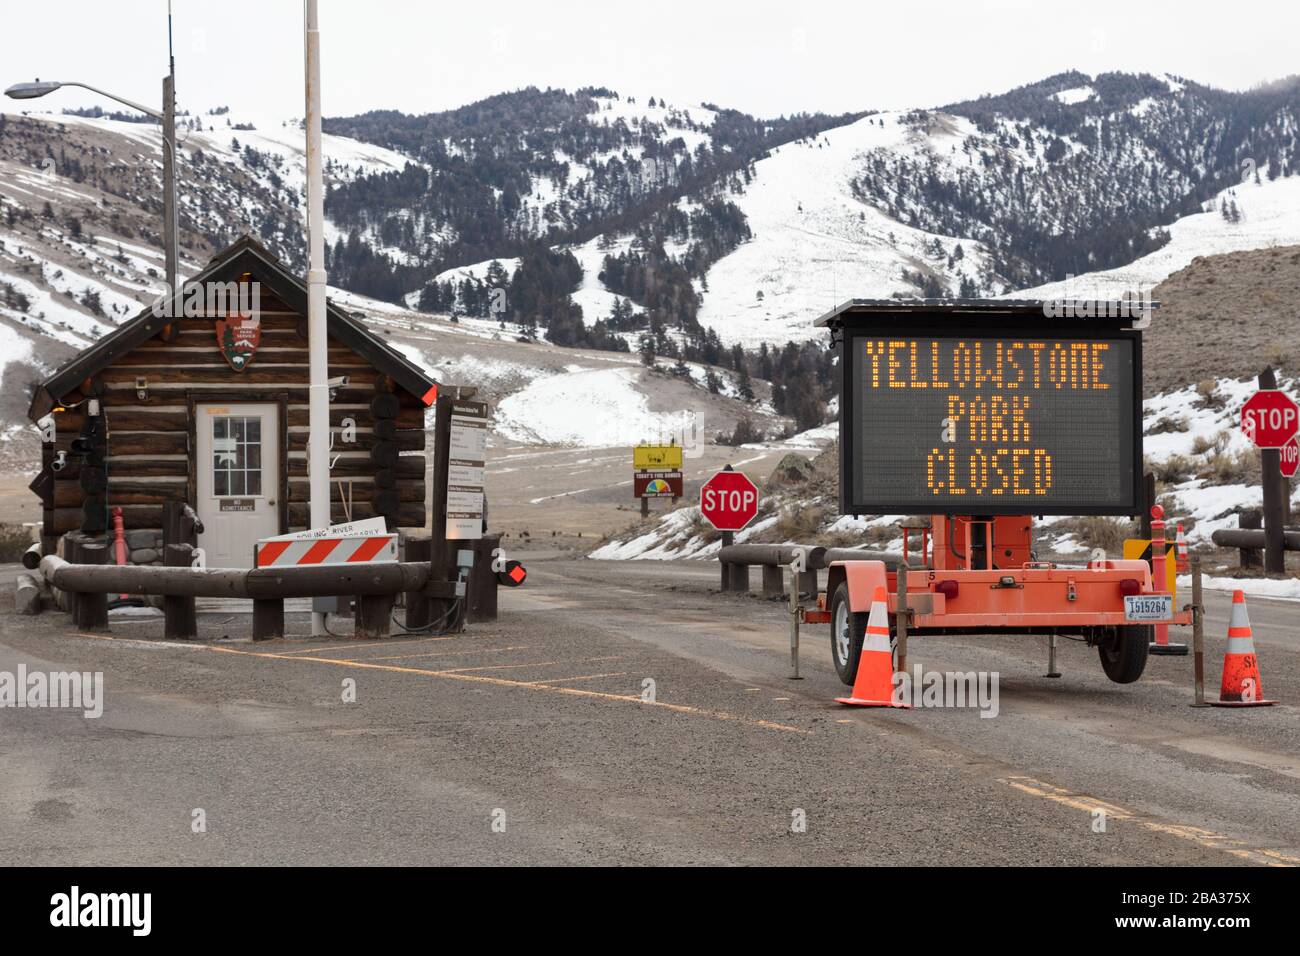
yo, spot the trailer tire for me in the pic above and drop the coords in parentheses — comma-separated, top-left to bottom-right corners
(1098, 624, 1150, 684)
(830, 583, 872, 686)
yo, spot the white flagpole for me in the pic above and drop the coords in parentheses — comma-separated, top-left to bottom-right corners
(304, 0, 329, 635)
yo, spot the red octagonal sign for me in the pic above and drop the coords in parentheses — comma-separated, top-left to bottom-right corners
(700, 469, 759, 532)
(1281, 437, 1299, 479)
(1241, 389, 1299, 449)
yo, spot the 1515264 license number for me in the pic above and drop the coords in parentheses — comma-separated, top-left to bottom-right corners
(1125, 594, 1173, 621)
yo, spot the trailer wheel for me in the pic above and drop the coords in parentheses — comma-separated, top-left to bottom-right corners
(830, 583, 873, 686)
(1097, 625, 1150, 684)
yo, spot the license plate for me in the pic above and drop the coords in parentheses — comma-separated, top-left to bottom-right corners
(1125, 595, 1173, 621)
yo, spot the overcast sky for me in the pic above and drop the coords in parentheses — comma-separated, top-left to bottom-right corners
(5, 1, 1299, 121)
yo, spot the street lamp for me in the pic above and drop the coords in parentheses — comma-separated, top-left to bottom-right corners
(4, 75, 180, 309)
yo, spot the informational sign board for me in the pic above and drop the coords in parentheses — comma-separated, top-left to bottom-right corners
(842, 332, 1141, 515)
(446, 399, 488, 540)
(266, 516, 388, 542)
(634, 470, 683, 498)
(255, 533, 398, 568)
(633, 444, 684, 470)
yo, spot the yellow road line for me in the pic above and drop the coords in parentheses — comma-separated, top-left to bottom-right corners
(357, 645, 534, 662)
(208, 644, 807, 734)
(1002, 775, 1299, 866)
(438, 655, 623, 675)
(529, 672, 628, 685)
(273, 635, 459, 655)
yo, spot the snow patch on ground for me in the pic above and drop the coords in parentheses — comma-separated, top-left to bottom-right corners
(1177, 574, 1300, 602)
(495, 366, 687, 447)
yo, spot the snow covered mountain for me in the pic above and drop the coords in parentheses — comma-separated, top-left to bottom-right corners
(343, 73, 1298, 350)
(3, 70, 1300, 472)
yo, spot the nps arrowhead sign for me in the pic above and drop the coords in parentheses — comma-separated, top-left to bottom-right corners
(700, 469, 759, 532)
(1241, 389, 1299, 449)
(216, 314, 262, 372)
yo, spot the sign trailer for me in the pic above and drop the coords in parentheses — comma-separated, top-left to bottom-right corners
(812, 300, 1192, 698)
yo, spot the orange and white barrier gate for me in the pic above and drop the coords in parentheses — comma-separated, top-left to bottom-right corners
(254, 534, 398, 569)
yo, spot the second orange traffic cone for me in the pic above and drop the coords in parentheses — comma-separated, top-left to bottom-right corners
(835, 586, 908, 708)
(1175, 522, 1190, 573)
(1211, 589, 1277, 707)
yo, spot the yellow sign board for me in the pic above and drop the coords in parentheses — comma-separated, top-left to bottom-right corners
(633, 444, 683, 470)
(1122, 540, 1177, 598)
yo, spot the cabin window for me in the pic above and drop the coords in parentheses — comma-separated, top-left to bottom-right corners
(211, 416, 263, 497)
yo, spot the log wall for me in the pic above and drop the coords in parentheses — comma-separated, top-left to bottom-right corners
(43, 295, 428, 538)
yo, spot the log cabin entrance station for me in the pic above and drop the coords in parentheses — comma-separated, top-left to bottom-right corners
(28, 236, 438, 569)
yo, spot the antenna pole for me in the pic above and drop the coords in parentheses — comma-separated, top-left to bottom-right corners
(161, 0, 179, 315)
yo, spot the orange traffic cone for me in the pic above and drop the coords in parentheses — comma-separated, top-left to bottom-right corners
(835, 586, 908, 708)
(1211, 590, 1277, 707)
(1175, 522, 1190, 573)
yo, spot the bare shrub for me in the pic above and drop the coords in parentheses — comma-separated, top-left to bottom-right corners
(1190, 430, 1230, 456)
(1194, 379, 1226, 410)
(1149, 455, 1194, 483)
(1201, 449, 1261, 486)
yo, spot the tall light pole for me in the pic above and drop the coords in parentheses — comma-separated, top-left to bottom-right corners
(5, 65, 180, 311)
(304, 0, 330, 636)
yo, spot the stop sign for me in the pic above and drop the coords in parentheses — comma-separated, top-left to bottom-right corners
(1281, 437, 1299, 479)
(1242, 389, 1300, 448)
(700, 469, 759, 531)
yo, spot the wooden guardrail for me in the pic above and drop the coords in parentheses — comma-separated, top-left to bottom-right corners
(39, 552, 442, 641)
(1211, 518, 1300, 569)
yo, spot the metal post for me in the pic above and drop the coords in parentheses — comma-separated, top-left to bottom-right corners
(304, 0, 330, 636)
(161, 73, 178, 313)
(895, 566, 909, 676)
(1190, 558, 1207, 706)
(719, 530, 733, 591)
(1259, 369, 1287, 574)
(796, 568, 817, 599)
(1045, 634, 1061, 678)
(787, 563, 801, 680)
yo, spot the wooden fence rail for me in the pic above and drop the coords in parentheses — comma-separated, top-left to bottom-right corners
(39, 555, 436, 641)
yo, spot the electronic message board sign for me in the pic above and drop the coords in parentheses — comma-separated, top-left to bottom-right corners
(841, 330, 1142, 515)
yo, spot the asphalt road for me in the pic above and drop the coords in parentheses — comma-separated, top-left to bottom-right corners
(0, 558, 1297, 866)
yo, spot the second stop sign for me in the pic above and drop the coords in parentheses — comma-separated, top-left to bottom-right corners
(700, 469, 759, 531)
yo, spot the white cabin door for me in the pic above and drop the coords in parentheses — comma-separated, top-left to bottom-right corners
(195, 403, 280, 568)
